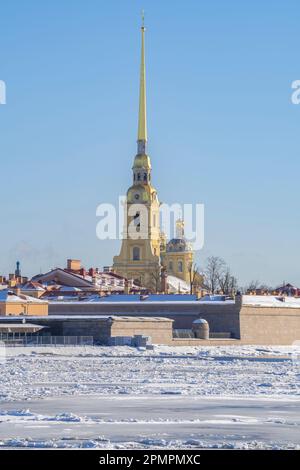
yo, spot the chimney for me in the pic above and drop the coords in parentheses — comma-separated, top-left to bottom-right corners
(124, 279, 130, 295)
(67, 259, 81, 271)
(89, 268, 95, 277)
(79, 267, 86, 277)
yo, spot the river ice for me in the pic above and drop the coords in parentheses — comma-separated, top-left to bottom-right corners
(0, 345, 299, 449)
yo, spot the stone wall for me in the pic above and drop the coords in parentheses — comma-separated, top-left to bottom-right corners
(110, 317, 173, 344)
(30, 316, 173, 344)
(239, 305, 300, 345)
(49, 302, 240, 336)
(42, 299, 300, 345)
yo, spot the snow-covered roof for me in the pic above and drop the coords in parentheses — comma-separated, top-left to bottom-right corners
(200, 295, 227, 302)
(0, 323, 46, 332)
(0, 290, 47, 304)
(167, 275, 190, 293)
(57, 286, 82, 292)
(243, 295, 300, 308)
(86, 294, 198, 303)
(21, 282, 45, 292)
(32, 268, 139, 291)
(0, 315, 172, 322)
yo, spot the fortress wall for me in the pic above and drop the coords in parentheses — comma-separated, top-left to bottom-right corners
(239, 305, 300, 345)
(110, 318, 174, 344)
(49, 302, 240, 336)
(47, 301, 300, 345)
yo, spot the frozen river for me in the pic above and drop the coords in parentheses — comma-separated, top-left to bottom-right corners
(1, 395, 300, 449)
(0, 345, 300, 449)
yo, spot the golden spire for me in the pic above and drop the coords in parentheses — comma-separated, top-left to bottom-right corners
(137, 11, 147, 154)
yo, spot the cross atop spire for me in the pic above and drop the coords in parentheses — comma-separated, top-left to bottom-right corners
(137, 12, 147, 154)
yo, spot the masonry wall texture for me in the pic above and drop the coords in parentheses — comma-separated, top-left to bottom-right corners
(45, 300, 300, 345)
(48, 302, 240, 337)
(110, 317, 173, 344)
(239, 305, 300, 345)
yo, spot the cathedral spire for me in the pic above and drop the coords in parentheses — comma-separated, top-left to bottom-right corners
(137, 12, 147, 155)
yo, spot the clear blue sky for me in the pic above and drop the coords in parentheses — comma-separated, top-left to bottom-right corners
(0, 0, 299, 287)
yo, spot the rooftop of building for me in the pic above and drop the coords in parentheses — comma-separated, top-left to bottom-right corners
(0, 323, 46, 332)
(45, 294, 300, 308)
(242, 295, 300, 308)
(47, 293, 236, 305)
(0, 289, 48, 304)
(0, 315, 172, 322)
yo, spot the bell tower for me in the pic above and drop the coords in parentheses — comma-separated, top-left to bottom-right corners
(113, 17, 161, 291)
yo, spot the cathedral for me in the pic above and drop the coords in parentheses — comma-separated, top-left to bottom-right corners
(113, 20, 196, 292)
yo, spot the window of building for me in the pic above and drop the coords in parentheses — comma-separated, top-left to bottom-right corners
(178, 261, 183, 272)
(133, 212, 140, 231)
(169, 261, 173, 271)
(143, 173, 147, 182)
(133, 246, 140, 261)
(137, 173, 141, 181)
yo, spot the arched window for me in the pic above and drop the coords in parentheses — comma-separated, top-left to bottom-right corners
(133, 212, 140, 231)
(133, 246, 140, 261)
(178, 261, 183, 272)
(137, 173, 141, 181)
(169, 261, 173, 271)
(143, 173, 147, 182)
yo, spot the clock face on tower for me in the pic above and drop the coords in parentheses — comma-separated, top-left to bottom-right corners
(134, 193, 140, 200)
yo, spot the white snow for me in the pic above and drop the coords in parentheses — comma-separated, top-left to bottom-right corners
(243, 295, 300, 308)
(1, 344, 300, 449)
(0, 289, 46, 303)
(167, 275, 190, 293)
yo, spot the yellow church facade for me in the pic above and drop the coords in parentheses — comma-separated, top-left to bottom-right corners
(161, 221, 194, 286)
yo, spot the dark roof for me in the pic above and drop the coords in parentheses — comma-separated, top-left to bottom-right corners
(166, 238, 190, 253)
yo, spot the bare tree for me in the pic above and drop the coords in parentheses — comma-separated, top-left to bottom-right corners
(218, 268, 238, 295)
(202, 256, 238, 295)
(244, 280, 272, 294)
(244, 280, 260, 293)
(203, 256, 226, 294)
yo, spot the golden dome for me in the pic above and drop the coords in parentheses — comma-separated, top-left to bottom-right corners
(133, 153, 151, 170)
